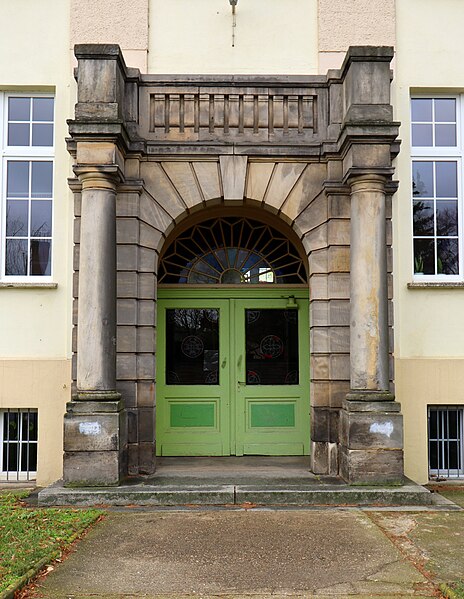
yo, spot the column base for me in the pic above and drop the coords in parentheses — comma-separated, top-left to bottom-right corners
(339, 391, 404, 485)
(63, 397, 127, 487)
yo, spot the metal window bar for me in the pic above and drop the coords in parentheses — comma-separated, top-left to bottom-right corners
(428, 406, 464, 479)
(1, 408, 38, 482)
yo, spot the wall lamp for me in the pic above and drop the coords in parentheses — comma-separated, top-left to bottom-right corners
(229, 0, 238, 47)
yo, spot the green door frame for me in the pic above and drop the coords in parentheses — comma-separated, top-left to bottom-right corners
(156, 288, 310, 457)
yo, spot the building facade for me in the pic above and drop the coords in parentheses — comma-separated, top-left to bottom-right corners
(0, 0, 462, 487)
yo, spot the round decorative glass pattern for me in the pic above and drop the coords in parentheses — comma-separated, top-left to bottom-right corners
(181, 335, 204, 358)
(159, 216, 307, 284)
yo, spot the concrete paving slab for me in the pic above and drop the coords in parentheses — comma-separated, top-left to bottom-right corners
(29, 510, 434, 598)
(371, 511, 464, 583)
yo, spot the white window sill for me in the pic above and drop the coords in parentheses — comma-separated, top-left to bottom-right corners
(408, 281, 464, 289)
(0, 282, 58, 289)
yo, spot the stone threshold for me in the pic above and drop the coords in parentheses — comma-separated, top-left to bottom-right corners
(38, 479, 434, 508)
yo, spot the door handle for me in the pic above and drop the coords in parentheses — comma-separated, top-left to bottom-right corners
(237, 354, 242, 368)
(221, 358, 227, 369)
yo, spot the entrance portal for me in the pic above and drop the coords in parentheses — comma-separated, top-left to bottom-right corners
(157, 293, 310, 456)
(156, 214, 310, 457)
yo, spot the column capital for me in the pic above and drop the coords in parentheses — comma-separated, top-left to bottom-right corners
(347, 173, 388, 193)
(74, 165, 124, 191)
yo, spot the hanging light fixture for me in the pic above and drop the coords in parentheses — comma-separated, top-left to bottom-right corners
(229, 0, 238, 47)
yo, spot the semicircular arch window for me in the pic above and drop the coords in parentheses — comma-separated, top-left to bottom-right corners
(159, 216, 307, 284)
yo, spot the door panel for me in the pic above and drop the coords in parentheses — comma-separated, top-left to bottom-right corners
(234, 299, 310, 456)
(156, 295, 310, 456)
(156, 300, 230, 456)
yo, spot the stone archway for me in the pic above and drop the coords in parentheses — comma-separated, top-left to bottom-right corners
(63, 44, 403, 487)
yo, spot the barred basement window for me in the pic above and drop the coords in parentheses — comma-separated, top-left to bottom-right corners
(0, 409, 38, 481)
(428, 406, 464, 479)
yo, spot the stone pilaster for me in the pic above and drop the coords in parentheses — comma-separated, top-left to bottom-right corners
(340, 174, 403, 484)
(64, 167, 127, 486)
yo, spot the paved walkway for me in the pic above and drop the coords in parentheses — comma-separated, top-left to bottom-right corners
(24, 506, 464, 598)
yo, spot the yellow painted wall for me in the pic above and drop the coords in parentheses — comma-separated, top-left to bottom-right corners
(0, 360, 71, 486)
(148, 0, 318, 75)
(393, 0, 464, 482)
(0, 1, 73, 485)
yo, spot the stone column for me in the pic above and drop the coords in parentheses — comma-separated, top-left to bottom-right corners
(349, 175, 389, 392)
(77, 170, 118, 393)
(339, 174, 403, 484)
(63, 166, 126, 487)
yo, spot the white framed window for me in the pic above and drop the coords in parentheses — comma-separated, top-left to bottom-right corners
(0, 408, 38, 481)
(411, 96, 462, 279)
(0, 93, 54, 280)
(428, 406, 464, 479)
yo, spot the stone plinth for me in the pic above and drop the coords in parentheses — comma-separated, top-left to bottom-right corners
(339, 393, 403, 484)
(64, 399, 127, 486)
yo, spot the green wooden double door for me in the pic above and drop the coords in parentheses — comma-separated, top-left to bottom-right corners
(156, 291, 310, 456)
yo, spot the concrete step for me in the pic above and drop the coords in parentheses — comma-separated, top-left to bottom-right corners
(38, 479, 434, 507)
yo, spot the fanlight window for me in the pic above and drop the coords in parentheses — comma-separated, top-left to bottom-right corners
(159, 216, 307, 285)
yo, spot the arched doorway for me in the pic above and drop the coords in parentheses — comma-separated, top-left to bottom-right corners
(156, 211, 310, 456)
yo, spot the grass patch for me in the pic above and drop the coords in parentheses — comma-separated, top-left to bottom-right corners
(441, 581, 464, 599)
(431, 488, 464, 508)
(0, 491, 102, 594)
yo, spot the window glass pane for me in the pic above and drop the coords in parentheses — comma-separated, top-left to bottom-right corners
(412, 123, 433, 147)
(7, 412, 19, 441)
(6, 239, 28, 275)
(32, 97, 54, 121)
(30, 240, 51, 276)
(31, 201, 52, 237)
(448, 409, 459, 438)
(429, 410, 438, 439)
(436, 200, 458, 236)
(8, 97, 30, 121)
(7, 162, 29, 198)
(4, 443, 18, 472)
(21, 442, 37, 472)
(414, 239, 435, 274)
(32, 123, 53, 147)
(245, 309, 299, 385)
(412, 162, 434, 197)
(435, 98, 456, 122)
(166, 309, 219, 385)
(411, 98, 432, 122)
(28, 412, 38, 442)
(31, 162, 53, 198)
(435, 124, 457, 147)
(437, 239, 459, 275)
(413, 200, 434, 236)
(436, 161, 457, 198)
(8, 123, 30, 146)
(429, 438, 438, 469)
(6, 200, 28, 237)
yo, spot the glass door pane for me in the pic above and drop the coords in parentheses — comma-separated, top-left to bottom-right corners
(245, 309, 299, 385)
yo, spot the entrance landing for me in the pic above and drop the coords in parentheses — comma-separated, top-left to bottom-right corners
(39, 457, 435, 507)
